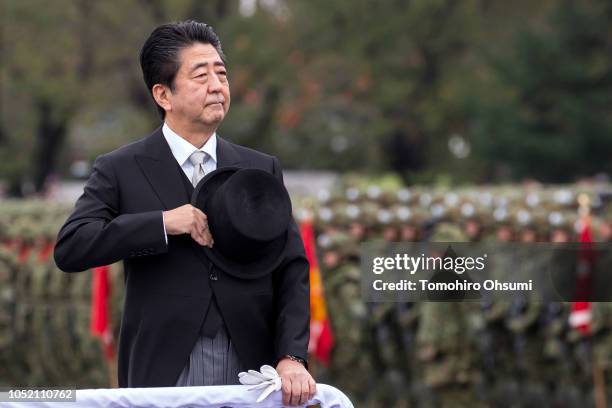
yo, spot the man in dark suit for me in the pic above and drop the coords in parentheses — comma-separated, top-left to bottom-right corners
(54, 21, 315, 406)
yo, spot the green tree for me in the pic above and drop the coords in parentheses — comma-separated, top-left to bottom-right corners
(470, 0, 612, 181)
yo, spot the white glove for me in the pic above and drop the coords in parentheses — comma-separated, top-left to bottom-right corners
(238, 365, 282, 403)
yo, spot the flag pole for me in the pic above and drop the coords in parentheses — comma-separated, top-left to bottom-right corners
(593, 362, 606, 408)
(108, 354, 118, 388)
(309, 355, 317, 379)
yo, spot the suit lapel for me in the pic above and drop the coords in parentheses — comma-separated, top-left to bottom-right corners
(216, 136, 247, 168)
(134, 127, 191, 210)
(134, 127, 213, 266)
(134, 129, 249, 210)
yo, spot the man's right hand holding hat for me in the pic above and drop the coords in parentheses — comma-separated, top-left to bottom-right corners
(163, 204, 214, 248)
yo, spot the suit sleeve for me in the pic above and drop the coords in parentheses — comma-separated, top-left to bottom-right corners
(54, 154, 168, 272)
(271, 156, 310, 367)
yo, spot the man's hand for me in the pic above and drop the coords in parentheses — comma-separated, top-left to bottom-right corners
(276, 358, 316, 406)
(163, 204, 213, 247)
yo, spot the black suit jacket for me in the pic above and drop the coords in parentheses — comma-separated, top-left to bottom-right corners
(54, 127, 310, 387)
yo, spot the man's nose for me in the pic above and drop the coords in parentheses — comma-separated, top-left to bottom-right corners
(208, 72, 223, 92)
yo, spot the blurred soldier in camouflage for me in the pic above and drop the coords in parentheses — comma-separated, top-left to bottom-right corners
(416, 223, 481, 408)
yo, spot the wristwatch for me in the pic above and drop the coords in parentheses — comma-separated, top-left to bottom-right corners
(280, 354, 307, 367)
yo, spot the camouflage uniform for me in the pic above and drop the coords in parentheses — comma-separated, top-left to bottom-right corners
(416, 223, 482, 408)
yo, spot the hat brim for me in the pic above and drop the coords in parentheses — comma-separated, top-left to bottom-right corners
(191, 167, 289, 280)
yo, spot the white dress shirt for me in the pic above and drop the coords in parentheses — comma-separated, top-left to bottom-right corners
(162, 122, 218, 178)
(160, 123, 219, 243)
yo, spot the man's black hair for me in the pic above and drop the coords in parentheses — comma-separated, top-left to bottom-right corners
(140, 20, 227, 119)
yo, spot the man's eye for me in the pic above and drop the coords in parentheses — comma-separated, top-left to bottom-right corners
(218, 71, 227, 76)
(196, 73, 207, 78)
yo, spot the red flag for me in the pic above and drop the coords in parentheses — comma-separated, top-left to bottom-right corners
(569, 220, 594, 335)
(18, 244, 32, 265)
(91, 265, 115, 360)
(300, 219, 334, 366)
(38, 242, 54, 263)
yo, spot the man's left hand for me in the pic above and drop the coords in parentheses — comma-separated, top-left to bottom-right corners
(276, 358, 316, 406)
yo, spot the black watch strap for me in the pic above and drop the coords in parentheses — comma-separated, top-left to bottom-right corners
(281, 354, 307, 367)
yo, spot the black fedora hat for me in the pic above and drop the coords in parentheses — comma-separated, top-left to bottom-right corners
(191, 167, 293, 279)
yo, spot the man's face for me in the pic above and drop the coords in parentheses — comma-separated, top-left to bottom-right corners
(401, 225, 417, 242)
(167, 43, 230, 128)
(551, 229, 570, 243)
(322, 251, 341, 269)
(382, 226, 398, 242)
(464, 221, 481, 240)
(520, 229, 537, 243)
(599, 222, 612, 241)
(349, 223, 365, 240)
(496, 226, 513, 242)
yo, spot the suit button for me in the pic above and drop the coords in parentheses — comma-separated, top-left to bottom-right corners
(209, 273, 218, 281)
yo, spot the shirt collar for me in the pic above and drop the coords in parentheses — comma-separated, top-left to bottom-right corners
(162, 122, 218, 166)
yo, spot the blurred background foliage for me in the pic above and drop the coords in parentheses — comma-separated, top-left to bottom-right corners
(1, 0, 611, 196)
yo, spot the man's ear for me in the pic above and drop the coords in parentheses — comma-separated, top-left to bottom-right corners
(152, 84, 172, 114)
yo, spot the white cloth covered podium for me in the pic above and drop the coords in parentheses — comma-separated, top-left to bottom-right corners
(3, 384, 354, 408)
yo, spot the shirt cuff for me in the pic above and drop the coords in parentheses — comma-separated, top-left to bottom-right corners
(161, 211, 168, 245)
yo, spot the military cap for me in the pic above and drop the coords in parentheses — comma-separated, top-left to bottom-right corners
(317, 231, 358, 258)
(475, 191, 494, 208)
(344, 186, 362, 203)
(524, 191, 541, 208)
(547, 211, 577, 236)
(492, 206, 512, 228)
(419, 192, 433, 208)
(443, 192, 460, 208)
(393, 205, 427, 226)
(376, 208, 394, 226)
(460, 202, 477, 219)
(365, 185, 382, 202)
(314, 206, 334, 230)
(429, 202, 447, 221)
(552, 188, 576, 209)
(359, 202, 381, 227)
(395, 188, 413, 205)
(430, 222, 469, 242)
